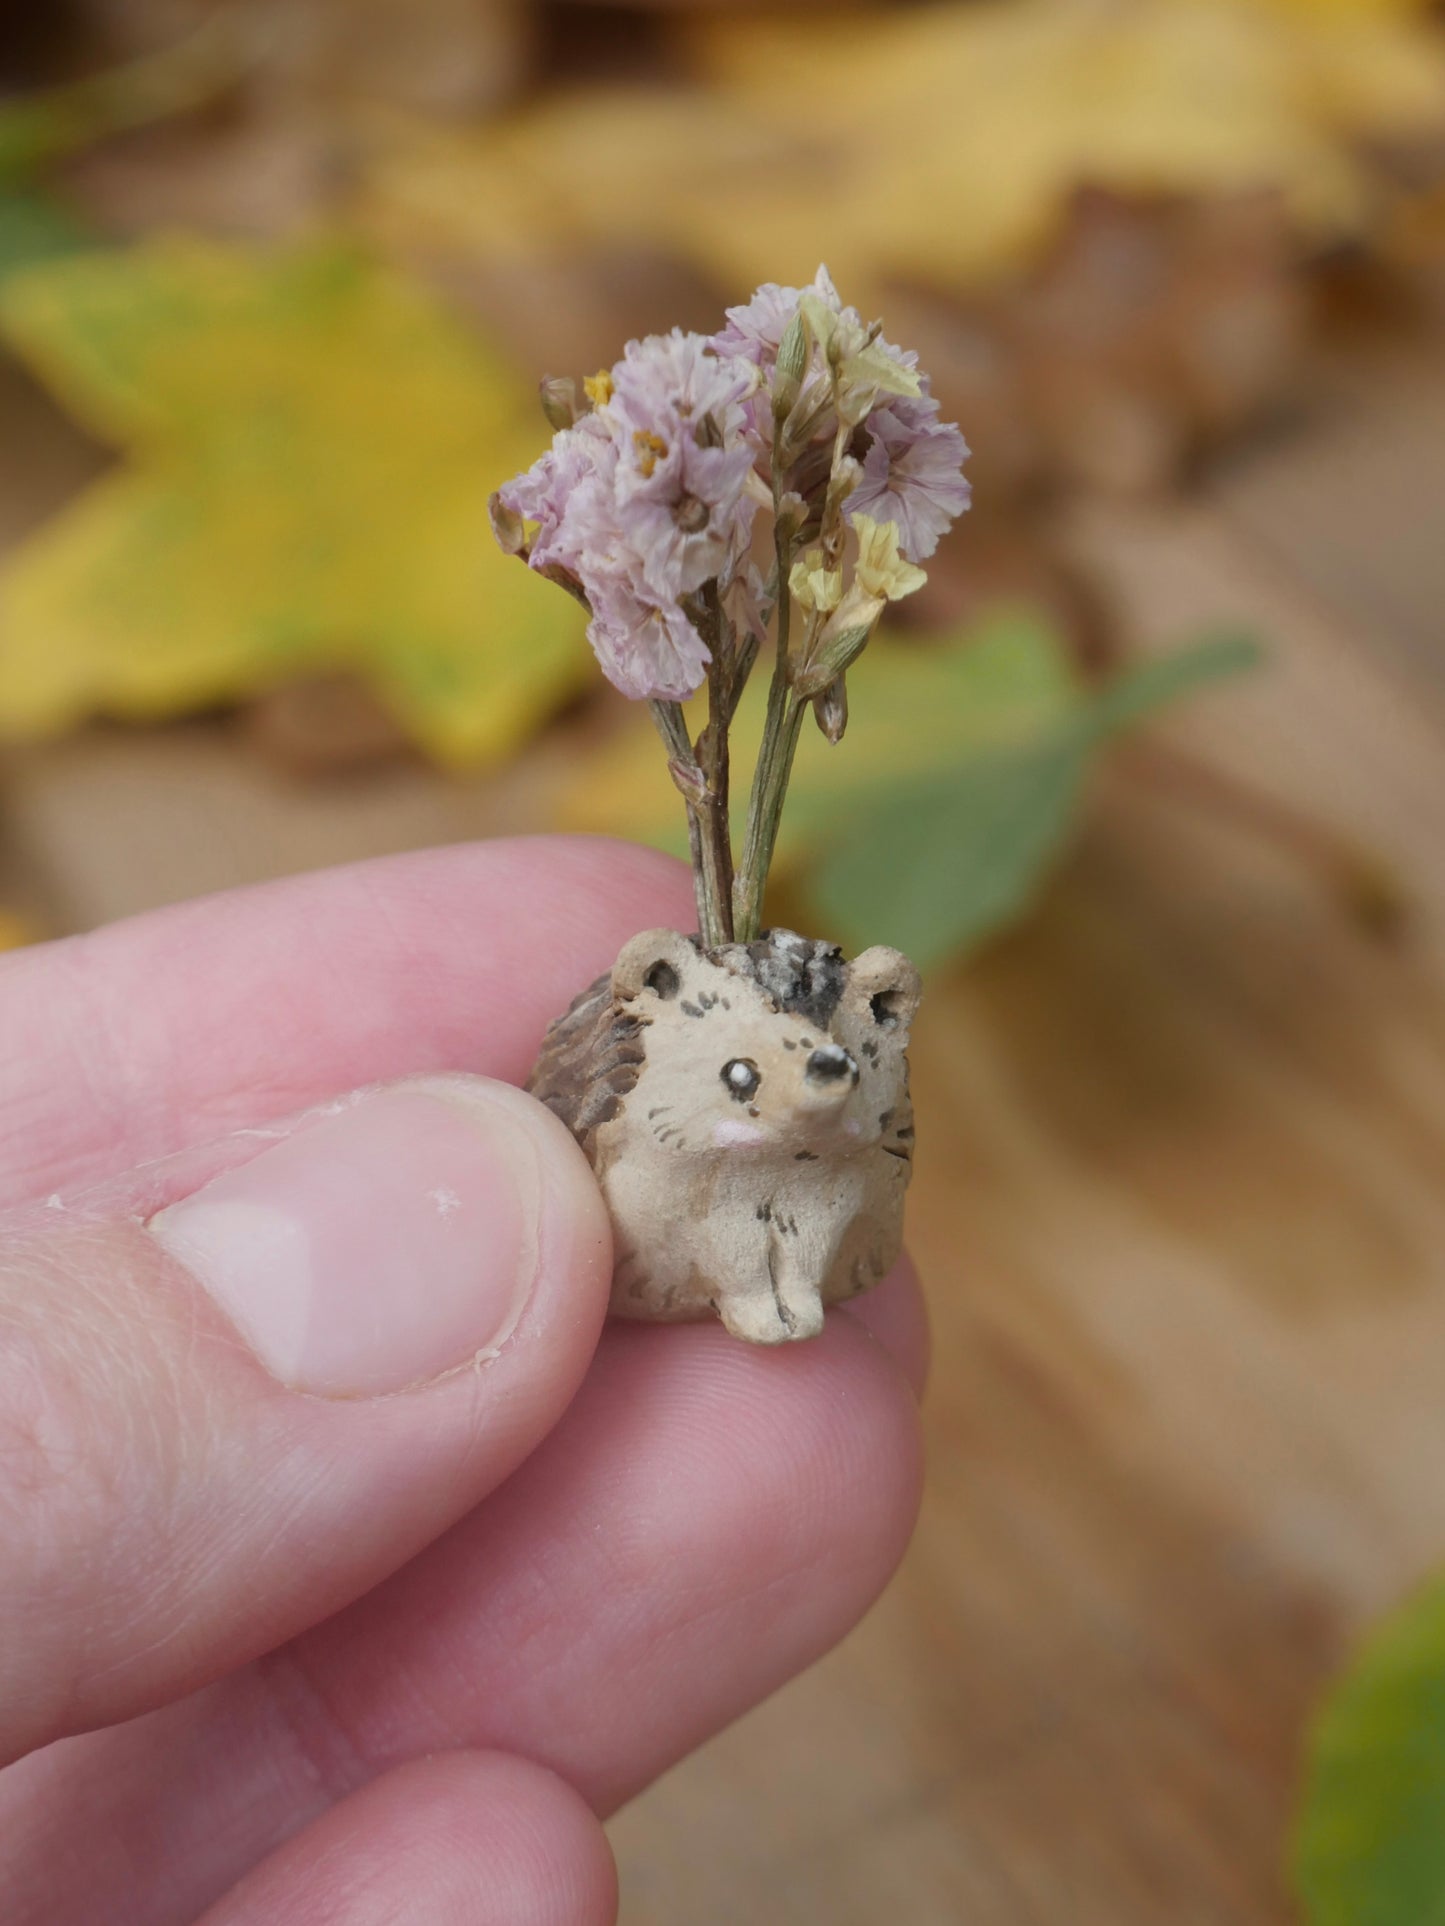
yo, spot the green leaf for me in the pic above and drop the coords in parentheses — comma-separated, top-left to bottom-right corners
(0, 191, 95, 283)
(813, 626, 1259, 966)
(1082, 628, 1261, 737)
(561, 613, 1259, 967)
(809, 730, 1090, 966)
(1295, 1574, 1445, 1926)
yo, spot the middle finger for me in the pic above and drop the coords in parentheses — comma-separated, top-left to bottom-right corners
(0, 1288, 924, 1926)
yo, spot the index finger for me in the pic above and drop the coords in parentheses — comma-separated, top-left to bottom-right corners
(0, 836, 694, 1207)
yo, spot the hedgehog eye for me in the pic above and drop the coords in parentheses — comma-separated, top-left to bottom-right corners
(721, 1058, 761, 1103)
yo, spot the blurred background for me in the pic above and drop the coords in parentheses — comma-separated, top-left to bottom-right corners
(1, 0, 1444, 1918)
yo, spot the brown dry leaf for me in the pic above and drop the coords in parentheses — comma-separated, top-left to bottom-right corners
(898, 186, 1309, 501)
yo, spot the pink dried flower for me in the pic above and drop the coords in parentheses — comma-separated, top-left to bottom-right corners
(587, 571, 713, 702)
(496, 330, 758, 700)
(850, 397, 972, 562)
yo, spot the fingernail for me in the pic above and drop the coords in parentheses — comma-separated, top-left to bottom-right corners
(149, 1078, 543, 1397)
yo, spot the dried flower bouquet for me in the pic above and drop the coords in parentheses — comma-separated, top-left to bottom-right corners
(492, 268, 970, 1342)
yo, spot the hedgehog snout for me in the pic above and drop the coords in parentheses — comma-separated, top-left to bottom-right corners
(805, 1044, 858, 1087)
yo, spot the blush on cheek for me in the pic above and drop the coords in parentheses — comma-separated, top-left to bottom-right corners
(713, 1119, 766, 1147)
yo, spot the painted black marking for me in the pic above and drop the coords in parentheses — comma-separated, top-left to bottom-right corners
(794, 1150, 818, 1162)
(782, 1038, 797, 1050)
(756, 1201, 772, 1222)
(680, 1000, 705, 1018)
(647, 1105, 672, 1119)
(878, 1108, 895, 1130)
(896, 1124, 914, 1140)
(766, 1243, 797, 1335)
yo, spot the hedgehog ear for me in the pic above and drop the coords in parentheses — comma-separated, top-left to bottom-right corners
(846, 947, 922, 1038)
(612, 928, 695, 1005)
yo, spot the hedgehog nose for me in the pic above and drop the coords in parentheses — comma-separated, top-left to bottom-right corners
(806, 1045, 857, 1086)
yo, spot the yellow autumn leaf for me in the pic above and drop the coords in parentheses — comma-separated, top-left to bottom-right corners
(356, 0, 1445, 297)
(0, 239, 590, 765)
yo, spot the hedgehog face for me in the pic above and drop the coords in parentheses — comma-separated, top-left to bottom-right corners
(610, 928, 920, 1160)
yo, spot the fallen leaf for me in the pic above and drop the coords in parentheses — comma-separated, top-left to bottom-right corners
(355, 0, 1445, 298)
(0, 239, 589, 765)
(1295, 1572, 1445, 1926)
(558, 613, 1258, 967)
(0, 192, 93, 282)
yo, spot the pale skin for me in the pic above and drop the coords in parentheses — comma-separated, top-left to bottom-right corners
(0, 836, 926, 1926)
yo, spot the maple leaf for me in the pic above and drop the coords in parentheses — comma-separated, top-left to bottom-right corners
(558, 613, 1257, 968)
(0, 239, 589, 765)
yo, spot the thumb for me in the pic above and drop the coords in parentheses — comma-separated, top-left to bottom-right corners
(0, 1075, 611, 1766)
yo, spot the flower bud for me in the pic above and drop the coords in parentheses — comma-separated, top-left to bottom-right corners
(488, 490, 528, 557)
(813, 674, 848, 744)
(771, 312, 808, 423)
(774, 489, 809, 546)
(668, 756, 710, 806)
(826, 454, 863, 518)
(777, 380, 834, 467)
(796, 618, 875, 697)
(539, 375, 578, 431)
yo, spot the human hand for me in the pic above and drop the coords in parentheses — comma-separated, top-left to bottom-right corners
(0, 837, 925, 1924)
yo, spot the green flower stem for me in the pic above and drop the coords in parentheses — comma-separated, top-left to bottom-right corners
(650, 687, 734, 950)
(734, 679, 806, 943)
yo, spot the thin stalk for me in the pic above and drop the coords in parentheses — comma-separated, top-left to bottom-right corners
(734, 537, 795, 941)
(695, 649, 736, 945)
(734, 686, 807, 941)
(734, 434, 800, 942)
(734, 408, 852, 941)
(650, 700, 715, 944)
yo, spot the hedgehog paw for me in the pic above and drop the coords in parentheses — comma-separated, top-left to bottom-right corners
(719, 1288, 823, 1345)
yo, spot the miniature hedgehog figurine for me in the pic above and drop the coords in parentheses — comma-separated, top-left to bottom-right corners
(528, 927, 920, 1344)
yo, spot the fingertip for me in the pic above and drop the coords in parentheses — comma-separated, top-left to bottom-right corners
(835, 1253, 930, 1399)
(197, 1750, 619, 1926)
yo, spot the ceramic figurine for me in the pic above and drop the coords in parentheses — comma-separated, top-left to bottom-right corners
(492, 266, 969, 1340)
(529, 927, 919, 1343)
